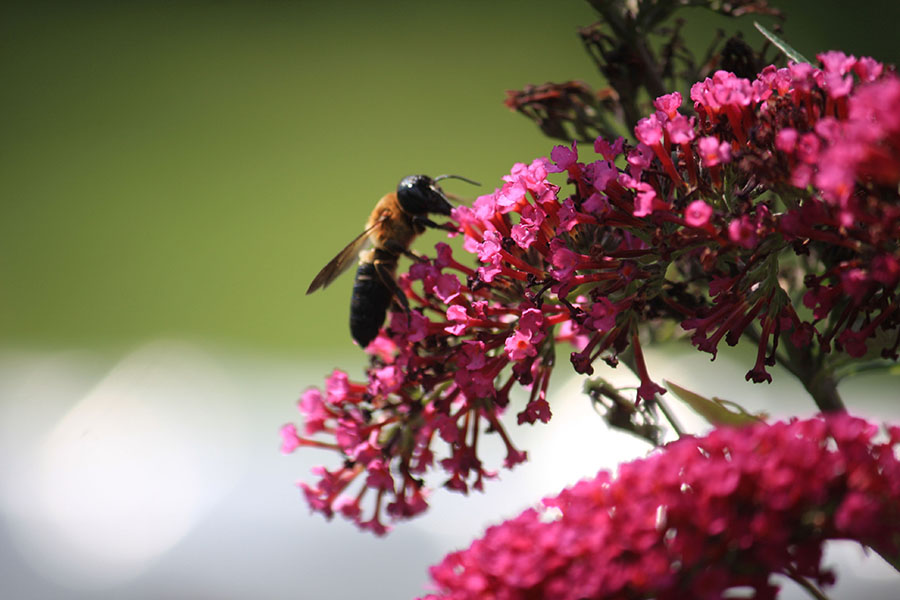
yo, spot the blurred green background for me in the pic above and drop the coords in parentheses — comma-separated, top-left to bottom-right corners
(3, 0, 899, 358)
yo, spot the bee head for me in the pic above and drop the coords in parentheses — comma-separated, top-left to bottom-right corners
(396, 175, 453, 216)
(396, 174, 479, 216)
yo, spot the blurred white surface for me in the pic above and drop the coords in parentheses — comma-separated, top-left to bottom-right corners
(2, 342, 247, 589)
(0, 341, 897, 599)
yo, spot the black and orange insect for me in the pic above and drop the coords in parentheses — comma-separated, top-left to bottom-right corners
(306, 174, 478, 347)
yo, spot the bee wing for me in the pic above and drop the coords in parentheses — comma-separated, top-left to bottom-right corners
(305, 218, 383, 294)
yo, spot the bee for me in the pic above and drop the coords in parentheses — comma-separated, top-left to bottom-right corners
(306, 174, 479, 348)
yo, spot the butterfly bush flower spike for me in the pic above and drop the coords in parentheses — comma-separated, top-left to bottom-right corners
(284, 52, 900, 537)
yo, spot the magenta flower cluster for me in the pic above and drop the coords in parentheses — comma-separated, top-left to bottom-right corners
(420, 414, 900, 600)
(282, 53, 900, 534)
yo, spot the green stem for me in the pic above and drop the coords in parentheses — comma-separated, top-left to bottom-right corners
(801, 367, 845, 413)
(783, 335, 845, 413)
(655, 396, 686, 437)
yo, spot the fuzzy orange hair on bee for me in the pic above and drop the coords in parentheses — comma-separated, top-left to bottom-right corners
(306, 174, 478, 347)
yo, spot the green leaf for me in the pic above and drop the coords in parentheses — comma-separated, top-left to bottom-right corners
(754, 21, 811, 64)
(834, 358, 900, 380)
(665, 380, 768, 427)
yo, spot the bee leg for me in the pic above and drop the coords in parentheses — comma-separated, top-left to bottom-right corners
(382, 239, 430, 264)
(411, 215, 458, 233)
(373, 259, 412, 324)
(382, 240, 423, 263)
(403, 249, 428, 263)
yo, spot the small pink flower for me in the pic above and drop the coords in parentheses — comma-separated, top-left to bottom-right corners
(626, 142, 654, 172)
(548, 238, 579, 281)
(279, 423, 301, 454)
(632, 181, 660, 217)
(388, 309, 428, 342)
(497, 180, 527, 213)
(325, 369, 350, 402)
(472, 192, 498, 222)
(587, 159, 618, 192)
(549, 141, 578, 172)
(795, 132, 821, 164)
(853, 56, 883, 82)
(818, 50, 856, 75)
(504, 308, 545, 361)
(505, 330, 537, 361)
(775, 128, 798, 153)
(665, 114, 695, 144)
(728, 215, 756, 248)
(698, 136, 731, 167)
(434, 273, 462, 303)
(593, 135, 625, 160)
(445, 304, 469, 335)
(299, 388, 328, 434)
(653, 91, 683, 119)
(370, 364, 403, 395)
(684, 200, 713, 227)
(582, 192, 609, 216)
(586, 297, 617, 331)
(635, 113, 664, 146)
(872, 254, 900, 287)
(476, 230, 502, 263)
(840, 268, 871, 304)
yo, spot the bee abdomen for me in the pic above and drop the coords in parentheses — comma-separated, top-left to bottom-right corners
(350, 261, 394, 348)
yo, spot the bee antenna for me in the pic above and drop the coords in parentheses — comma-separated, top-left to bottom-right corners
(434, 174, 481, 186)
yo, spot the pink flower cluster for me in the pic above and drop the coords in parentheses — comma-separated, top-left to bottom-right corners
(420, 414, 900, 600)
(283, 53, 900, 533)
(639, 52, 900, 378)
